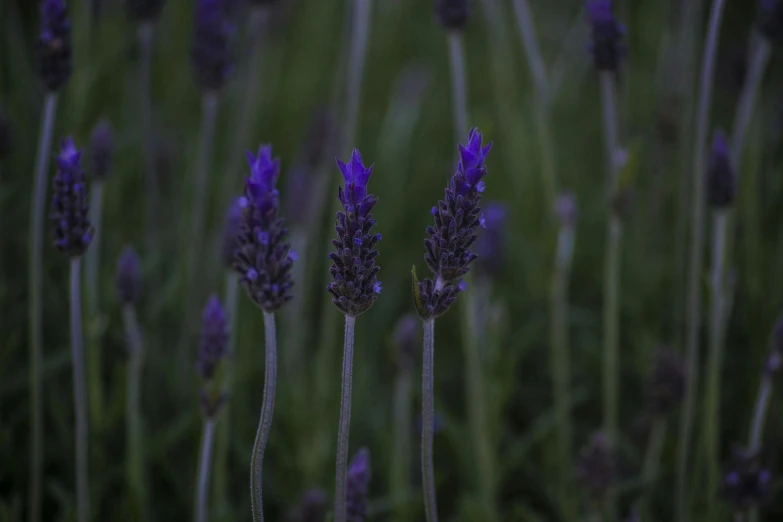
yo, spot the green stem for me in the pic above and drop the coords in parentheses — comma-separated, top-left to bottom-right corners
(213, 272, 239, 515)
(729, 36, 771, 167)
(704, 211, 727, 521)
(343, 0, 372, 150)
(249, 311, 278, 522)
(602, 216, 622, 444)
(447, 31, 468, 141)
(138, 23, 159, 255)
(390, 368, 413, 522)
(334, 315, 357, 522)
(677, 2, 727, 521)
(195, 418, 216, 522)
(70, 258, 90, 522)
(421, 317, 439, 522)
(85, 180, 104, 431)
(638, 419, 667, 519)
(123, 304, 146, 520)
(599, 73, 619, 189)
(28, 92, 58, 522)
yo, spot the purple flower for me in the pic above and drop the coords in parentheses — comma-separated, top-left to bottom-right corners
(38, 0, 72, 92)
(51, 137, 93, 257)
(706, 129, 735, 209)
(758, 0, 783, 44)
(127, 0, 165, 22)
(233, 145, 294, 312)
(393, 313, 419, 371)
(648, 349, 685, 417)
(220, 197, 243, 269)
(90, 119, 113, 181)
(191, 0, 233, 92)
(116, 246, 141, 304)
(577, 432, 615, 504)
(722, 446, 772, 511)
(197, 295, 229, 380)
(586, 0, 625, 71)
(416, 128, 491, 319)
(346, 448, 370, 522)
(476, 202, 508, 278)
(555, 193, 578, 227)
(327, 149, 382, 317)
(435, 0, 468, 30)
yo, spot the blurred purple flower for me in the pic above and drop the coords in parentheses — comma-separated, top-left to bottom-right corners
(555, 193, 577, 227)
(197, 295, 229, 381)
(327, 149, 382, 317)
(220, 197, 243, 269)
(116, 246, 141, 304)
(722, 446, 772, 511)
(191, 0, 234, 92)
(51, 137, 93, 257)
(648, 349, 685, 417)
(476, 202, 508, 278)
(393, 313, 419, 371)
(577, 432, 614, 503)
(286, 489, 328, 522)
(346, 448, 370, 522)
(38, 0, 72, 92)
(90, 119, 113, 181)
(435, 0, 468, 30)
(758, 0, 783, 44)
(127, 0, 165, 22)
(586, 0, 625, 71)
(706, 129, 735, 209)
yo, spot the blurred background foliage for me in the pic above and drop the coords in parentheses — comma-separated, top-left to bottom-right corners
(1, 0, 783, 520)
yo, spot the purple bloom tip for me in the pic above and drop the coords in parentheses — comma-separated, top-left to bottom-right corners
(336, 148, 374, 202)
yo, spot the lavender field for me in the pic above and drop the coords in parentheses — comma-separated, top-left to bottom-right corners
(1, 0, 782, 521)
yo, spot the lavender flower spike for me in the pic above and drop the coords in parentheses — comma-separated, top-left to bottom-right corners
(706, 129, 735, 209)
(221, 197, 243, 269)
(90, 120, 113, 181)
(435, 0, 469, 30)
(234, 146, 295, 312)
(416, 127, 491, 319)
(38, 0, 72, 92)
(51, 138, 93, 257)
(346, 448, 371, 522)
(117, 247, 142, 305)
(198, 295, 229, 417)
(192, 0, 233, 93)
(328, 149, 382, 317)
(586, 0, 625, 71)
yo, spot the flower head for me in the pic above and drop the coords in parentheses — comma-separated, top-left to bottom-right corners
(346, 448, 371, 522)
(648, 349, 685, 417)
(51, 137, 93, 257)
(116, 246, 141, 304)
(758, 0, 783, 44)
(191, 0, 233, 92)
(435, 0, 468, 30)
(706, 129, 735, 209)
(586, 0, 625, 71)
(90, 119, 113, 181)
(555, 193, 578, 227)
(197, 295, 229, 417)
(722, 446, 772, 511)
(415, 128, 491, 319)
(233, 145, 295, 312)
(220, 197, 243, 269)
(392, 313, 419, 372)
(327, 149, 382, 317)
(127, 0, 165, 22)
(577, 432, 615, 504)
(476, 202, 508, 278)
(38, 0, 72, 92)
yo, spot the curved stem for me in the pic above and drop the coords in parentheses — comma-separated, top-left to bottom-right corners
(334, 315, 357, 522)
(70, 258, 90, 522)
(344, 0, 372, 150)
(124, 304, 146, 519)
(447, 32, 468, 142)
(638, 419, 667, 519)
(676, 2, 727, 520)
(86, 180, 105, 431)
(249, 311, 278, 522)
(28, 92, 58, 522)
(421, 318, 439, 522)
(195, 418, 216, 522)
(138, 23, 159, 255)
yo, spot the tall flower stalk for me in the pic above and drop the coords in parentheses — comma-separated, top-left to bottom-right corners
(435, 0, 469, 141)
(194, 296, 230, 522)
(85, 119, 113, 431)
(29, 3, 72, 519)
(343, 0, 372, 150)
(327, 150, 382, 522)
(117, 247, 147, 518)
(413, 129, 492, 522)
(232, 146, 295, 522)
(390, 315, 417, 522)
(676, 1, 727, 520)
(346, 448, 371, 522)
(51, 138, 94, 522)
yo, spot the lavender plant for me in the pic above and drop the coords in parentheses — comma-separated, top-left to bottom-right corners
(577, 432, 615, 514)
(722, 446, 772, 518)
(435, 0, 469, 141)
(327, 149, 381, 522)
(677, 1, 728, 520)
(346, 448, 371, 522)
(28, 4, 71, 519)
(233, 145, 294, 522)
(51, 137, 93, 522)
(413, 128, 491, 522)
(85, 119, 113, 430)
(195, 295, 230, 522)
(117, 246, 147, 517)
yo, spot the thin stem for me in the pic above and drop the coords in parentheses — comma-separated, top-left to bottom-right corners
(638, 419, 668, 519)
(551, 224, 575, 518)
(28, 92, 58, 522)
(249, 311, 278, 522)
(85, 180, 105, 431)
(138, 23, 159, 255)
(123, 304, 147, 520)
(70, 258, 90, 522)
(421, 318, 439, 522)
(447, 31, 468, 142)
(747, 373, 773, 522)
(677, 2, 727, 521)
(334, 315, 357, 522)
(214, 272, 239, 514)
(599, 73, 619, 189)
(195, 418, 217, 522)
(602, 216, 622, 444)
(343, 0, 372, 150)
(704, 211, 727, 520)
(730, 36, 771, 167)
(391, 369, 413, 522)
(179, 93, 220, 374)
